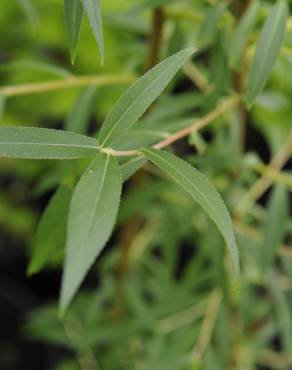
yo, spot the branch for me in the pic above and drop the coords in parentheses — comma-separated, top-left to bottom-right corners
(103, 95, 239, 157)
(0, 74, 135, 97)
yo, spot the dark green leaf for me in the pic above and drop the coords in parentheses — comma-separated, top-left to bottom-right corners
(60, 154, 122, 313)
(98, 48, 195, 147)
(64, 0, 84, 64)
(0, 127, 98, 159)
(141, 148, 240, 274)
(28, 186, 72, 275)
(245, 1, 288, 107)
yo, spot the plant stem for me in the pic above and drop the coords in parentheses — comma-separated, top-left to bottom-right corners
(103, 95, 239, 157)
(0, 74, 135, 97)
(236, 133, 292, 217)
(146, 6, 165, 70)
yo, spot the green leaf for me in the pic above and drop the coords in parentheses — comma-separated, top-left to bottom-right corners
(197, 3, 226, 49)
(28, 186, 72, 275)
(229, 0, 259, 69)
(120, 156, 147, 183)
(141, 148, 240, 274)
(98, 48, 195, 148)
(60, 154, 122, 313)
(245, 1, 288, 107)
(260, 185, 288, 272)
(65, 86, 96, 134)
(64, 0, 84, 64)
(81, 0, 104, 63)
(0, 94, 6, 119)
(17, 0, 38, 26)
(0, 127, 98, 159)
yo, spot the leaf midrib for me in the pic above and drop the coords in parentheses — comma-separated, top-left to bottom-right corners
(0, 141, 98, 150)
(73, 154, 110, 258)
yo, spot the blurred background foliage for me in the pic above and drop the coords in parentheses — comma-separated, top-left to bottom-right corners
(0, 0, 291, 369)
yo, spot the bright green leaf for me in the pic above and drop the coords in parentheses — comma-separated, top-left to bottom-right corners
(229, 0, 259, 69)
(141, 148, 240, 274)
(0, 127, 99, 159)
(64, 0, 84, 64)
(28, 186, 72, 275)
(81, 0, 104, 63)
(65, 86, 96, 134)
(245, 1, 288, 107)
(98, 48, 195, 148)
(60, 154, 122, 313)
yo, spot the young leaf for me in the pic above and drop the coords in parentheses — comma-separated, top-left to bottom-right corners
(98, 48, 195, 148)
(197, 3, 226, 49)
(141, 148, 240, 274)
(65, 86, 96, 134)
(60, 154, 122, 313)
(245, 1, 288, 107)
(0, 127, 98, 159)
(81, 0, 104, 63)
(64, 0, 83, 64)
(229, 0, 259, 69)
(260, 185, 288, 272)
(28, 186, 72, 275)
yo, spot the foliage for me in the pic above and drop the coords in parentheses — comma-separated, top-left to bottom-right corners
(0, 0, 292, 369)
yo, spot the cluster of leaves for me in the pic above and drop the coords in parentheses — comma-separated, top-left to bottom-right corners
(0, 0, 292, 369)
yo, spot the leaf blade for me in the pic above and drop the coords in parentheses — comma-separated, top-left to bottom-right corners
(28, 186, 72, 275)
(229, 0, 260, 69)
(81, 0, 104, 63)
(260, 185, 288, 272)
(64, 0, 84, 64)
(98, 48, 195, 147)
(245, 1, 288, 107)
(60, 154, 122, 313)
(0, 127, 98, 159)
(141, 148, 240, 274)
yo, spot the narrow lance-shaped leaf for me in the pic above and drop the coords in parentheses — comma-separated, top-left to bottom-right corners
(60, 154, 122, 313)
(229, 0, 260, 69)
(245, 1, 288, 107)
(260, 185, 288, 272)
(81, 0, 104, 63)
(141, 148, 240, 274)
(0, 127, 98, 159)
(28, 186, 72, 275)
(98, 48, 195, 148)
(64, 0, 84, 64)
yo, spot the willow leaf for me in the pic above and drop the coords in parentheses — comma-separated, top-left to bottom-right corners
(60, 154, 122, 313)
(141, 148, 240, 274)
(245, 1, 288, 107)
(64, 0, 83, 64)
(0, 127, 98, 159)
(81, 0, 104, 63)
(28, 186, 72, 275)
(98, 48, 195, 148)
